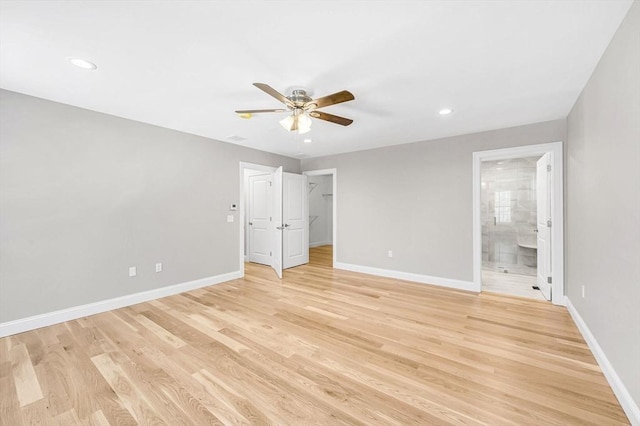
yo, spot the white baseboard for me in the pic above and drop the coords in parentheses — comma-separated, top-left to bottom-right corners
(566, 297, 639, 425)
(0, 270, 242, 338)
(334, 262, 478, 292)
(309, 241, 333, 248)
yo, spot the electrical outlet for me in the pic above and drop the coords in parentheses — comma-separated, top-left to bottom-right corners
(582, 285, 585, 298)
(129, 266, 136, 277)
(155, 263, 162, 273)
(388, 250, 393, 258)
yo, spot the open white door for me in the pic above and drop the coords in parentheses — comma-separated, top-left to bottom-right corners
(283, 173, 309, 269)
(536, 153, 552, 300)
(271, 167, 283, 279)
(248, 174, 271, 265)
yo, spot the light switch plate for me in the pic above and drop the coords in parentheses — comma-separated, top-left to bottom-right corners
(227, 215, 234, 222)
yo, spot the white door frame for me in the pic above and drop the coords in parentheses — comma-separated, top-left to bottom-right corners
(239, 162, 277, 277)
(472, 142, 565, 305)
(302, 169, 337, 268)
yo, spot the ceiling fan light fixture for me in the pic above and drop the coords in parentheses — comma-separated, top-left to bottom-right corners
(280, 110, 312, 134)
(297, 113, 312, 134)
(279, 115, 294, 131)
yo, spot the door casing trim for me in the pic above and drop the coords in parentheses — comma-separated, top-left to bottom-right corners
(472, 142, 565, 305)
(239, 162, 277, 277)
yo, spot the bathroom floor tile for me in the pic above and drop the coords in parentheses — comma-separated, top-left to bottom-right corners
(482, 270, 546, 300)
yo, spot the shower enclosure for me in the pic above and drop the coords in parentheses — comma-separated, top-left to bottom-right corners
(481, 157, 540, 276)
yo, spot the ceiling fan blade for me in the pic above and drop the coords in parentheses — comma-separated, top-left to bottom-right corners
(235, 109, 287, 114)
(309, 111, 353, 126)
(253, 83, 293, 107)
(306, 90, 354, 110)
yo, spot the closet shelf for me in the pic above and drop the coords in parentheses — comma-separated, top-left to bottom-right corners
(322, 193, 333, 197)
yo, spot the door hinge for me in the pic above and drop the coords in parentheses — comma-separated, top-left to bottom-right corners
(547, 276, 552, 284)
(270, 216, 272, 222)
(269, 181, 272, 187)
(547, 219, 552, 227)
(270, 251, 272, 256)
(547, 164, 551, 172)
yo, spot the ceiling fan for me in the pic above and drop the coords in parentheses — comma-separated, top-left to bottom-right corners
(235, 83, 355, 134)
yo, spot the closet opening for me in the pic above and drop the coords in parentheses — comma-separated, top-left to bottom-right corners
(303, 169, 337, 268)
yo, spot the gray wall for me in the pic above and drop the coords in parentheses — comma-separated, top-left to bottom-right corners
(301, 119, 566, 282)
(0, 89, 299, 323)
(566, 0, 640, 407)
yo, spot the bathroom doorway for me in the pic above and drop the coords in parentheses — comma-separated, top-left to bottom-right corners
(472, 142, 565, 305)
(480, 156, 544, 300)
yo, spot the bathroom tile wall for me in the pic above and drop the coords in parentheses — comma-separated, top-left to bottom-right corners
(481, 156, 540, 276)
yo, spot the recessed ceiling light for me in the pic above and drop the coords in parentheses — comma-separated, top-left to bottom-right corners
(67, 57, 97, 70)
(303, 138, 312, 143)
(438, 108, 453, 115)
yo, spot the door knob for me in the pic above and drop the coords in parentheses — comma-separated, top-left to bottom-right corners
(284, 223, 290, 228)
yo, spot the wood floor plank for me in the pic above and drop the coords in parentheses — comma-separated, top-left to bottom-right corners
(134, 313, 187, 349)
(54, 329, 138, 425)
(108, 349, 216, 425)
(33, 342, 73, 418)
(191, 368, 267, 425)
(90, 352, 168, 425)
(18, 398, 48, 425)
(53, 408, 83, 426)
(0, 245, 630, 425)
(9, 343, 43, 407)
(138, 346, 236, 425)
(0, 363, 22, 426)
(87, 410, 110, 426)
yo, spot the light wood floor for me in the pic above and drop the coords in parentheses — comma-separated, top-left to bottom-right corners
(0, 245, 628, 425)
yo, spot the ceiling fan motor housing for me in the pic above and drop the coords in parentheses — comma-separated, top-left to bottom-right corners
(288, 89, 313, 108)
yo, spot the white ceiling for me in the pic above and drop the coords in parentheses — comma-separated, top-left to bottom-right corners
(0, 1, 633, 159)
